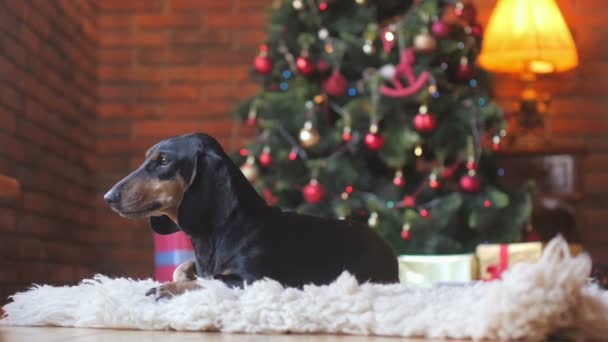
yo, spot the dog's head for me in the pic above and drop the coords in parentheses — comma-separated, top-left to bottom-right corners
(103, 133, 264, 236)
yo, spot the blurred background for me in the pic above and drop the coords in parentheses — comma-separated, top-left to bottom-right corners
(0, 0, 607, 302)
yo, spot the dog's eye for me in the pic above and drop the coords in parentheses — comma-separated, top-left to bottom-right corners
(159, 155, 171, 166)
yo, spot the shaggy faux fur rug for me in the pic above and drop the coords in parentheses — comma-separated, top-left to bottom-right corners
(2, 237, 607, 340)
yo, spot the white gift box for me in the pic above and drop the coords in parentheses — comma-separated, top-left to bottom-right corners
(398, 254, 476, 287)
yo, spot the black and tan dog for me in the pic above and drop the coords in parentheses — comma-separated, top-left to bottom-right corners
(104, 133, 398, 300)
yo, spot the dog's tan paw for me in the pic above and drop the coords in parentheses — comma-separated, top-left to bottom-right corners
(145, 280, 201, 301)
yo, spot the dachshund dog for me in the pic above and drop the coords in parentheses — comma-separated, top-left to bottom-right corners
(104, 133, 399, 300)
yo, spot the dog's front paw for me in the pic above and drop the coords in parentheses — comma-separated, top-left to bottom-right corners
(145, 280, 202, 301)
(145, 283, 176, 301)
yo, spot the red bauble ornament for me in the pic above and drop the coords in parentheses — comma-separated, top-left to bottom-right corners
(431, 20, 451, 38)
(323, 70, 348, 97)
(429, 178, 440, 190)
(253, 53, 273, 75)
(484, 199, 492, 208)
(420, 208, 429, 218)
(364, 132, 385, 151)
(302, 180, 324, 204)
(470, 23, 483, 38)
(288, 150, 298, 161)
(456, 58, 474, 81)
(400, 228, 411, 240)
(296, 56, 315, 75)
(342, 129, 352, 142)
(460, 173, 481, 192)
(413, 113, 437, 133)
(393, 171, 405, 187)
(455, 2, 478, 23)
(259, 152, 272, 167)
(403, 196, 415, 208)
(466, 160, 476, 170)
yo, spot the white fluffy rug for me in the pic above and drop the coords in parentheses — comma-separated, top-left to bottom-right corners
(2, 237, 608, 340)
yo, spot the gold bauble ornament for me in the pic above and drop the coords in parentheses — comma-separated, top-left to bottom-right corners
(239, 156, 259, 183)
(413, 31, 436, 54)
(299, 120, 320, 148)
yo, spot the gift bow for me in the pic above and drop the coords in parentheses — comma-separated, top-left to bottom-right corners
(484, 244, 509, 281)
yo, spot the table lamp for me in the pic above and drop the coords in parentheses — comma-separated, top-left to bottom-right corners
(478, 0, 578, 147)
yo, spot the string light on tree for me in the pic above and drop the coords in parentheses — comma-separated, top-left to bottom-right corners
(381, 25, 396, 52)
(292, 0, 303, 10)
(484, 199, 492, 208)
(318, 0, 328, 11)
(368, 211, 379, 228)
(420, 208, 430, 218)
(492, 135, 502, 151)
(414, 144, 423, 157)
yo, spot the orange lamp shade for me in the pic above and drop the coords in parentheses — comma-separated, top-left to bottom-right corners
(478, 0, 578, 74)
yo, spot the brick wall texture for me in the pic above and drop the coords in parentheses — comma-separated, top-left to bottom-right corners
(0, 0, 607, 300)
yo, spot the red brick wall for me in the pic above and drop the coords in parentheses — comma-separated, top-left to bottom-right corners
(95, 0, 264, 278)
(0, 0, 98, 301)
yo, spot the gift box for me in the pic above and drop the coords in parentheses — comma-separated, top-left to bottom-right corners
(153, 232, 195, 282)
(476, 241, 583, 280)
(398, 254, 476, 287)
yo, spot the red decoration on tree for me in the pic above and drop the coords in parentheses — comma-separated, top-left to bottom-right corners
(456, 57, 474, 81)
(420, 208, 429, 218)
(259, 150, 273, 167)
(247, 116, 257, 127)
(413, 112, 437, 133)
(400, 226, 411, 240)
(429, 176, 440, 190)
(484, 199, 492, 208)
(364, 132, 385, 150)
(403, 196, 415, 208)
(263, 188, 278, 205)
(345, 185, 353, 194)
(302, 179, 324, 204)
(470, 23, 483, 38)
(239, 148, 248, 157)
(296, 56, 315, 75)
(431, 20, 451, 38)
(460, 173, 481, 192)
(288, 149, 298, 161)
(393, 170, 405, 187)
(318, 0, 328, 11)
(466, 160, 476, 170)
(342, 127, 352, 142)
(380, 48, 430, 98)
(253, 45, 272, 75)
(323, 70, 348, 97)
(455, 2, 478, 23)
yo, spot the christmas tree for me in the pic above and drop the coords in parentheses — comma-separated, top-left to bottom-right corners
(232, 0, 533, 255)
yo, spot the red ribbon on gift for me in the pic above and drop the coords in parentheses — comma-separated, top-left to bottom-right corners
(484, 244, 509, 281)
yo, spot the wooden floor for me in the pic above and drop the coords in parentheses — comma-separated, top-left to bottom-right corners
(0, 326, 459, 341)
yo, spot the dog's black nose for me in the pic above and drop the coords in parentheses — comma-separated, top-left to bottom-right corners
(104, 190, 121, 204)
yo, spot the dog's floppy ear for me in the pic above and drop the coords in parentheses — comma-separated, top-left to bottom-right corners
(149, 215, 180, 235)
(175, 134, 265, 237)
